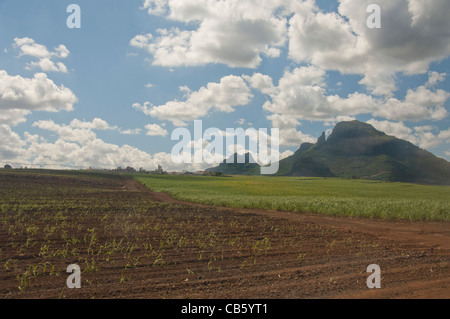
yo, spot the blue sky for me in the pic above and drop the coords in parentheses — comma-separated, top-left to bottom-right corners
(1, 0, 449, 171)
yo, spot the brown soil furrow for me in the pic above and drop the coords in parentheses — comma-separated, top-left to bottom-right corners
(0, 174, 448, 299)
(128, 179, 450, 252)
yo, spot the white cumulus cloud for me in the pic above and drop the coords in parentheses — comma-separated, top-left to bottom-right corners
(367, 119, 450, 150)
(13, 38, 70, 73)
(145, 124, 168, 136)
(0, 70, 77, 112)
(132, 0, 290, 68)
(288, 0, 450, 96)
(134, 75, 252, 126)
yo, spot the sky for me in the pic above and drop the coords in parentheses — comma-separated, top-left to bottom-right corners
(0, 0, 449, 172)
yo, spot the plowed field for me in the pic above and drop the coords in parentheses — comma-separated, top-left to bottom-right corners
(0, 171, 448, 299)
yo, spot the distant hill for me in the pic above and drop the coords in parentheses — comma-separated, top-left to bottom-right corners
(276, 120, 450, 185)
(206, 152, 260, 176)
(205, 121, 450, 184)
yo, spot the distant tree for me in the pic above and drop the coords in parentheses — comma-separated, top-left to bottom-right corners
(4, 164, 12, 169)
(125, 166, 136, 173)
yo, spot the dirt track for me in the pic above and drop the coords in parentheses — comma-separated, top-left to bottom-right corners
(126, 179, 450, 299)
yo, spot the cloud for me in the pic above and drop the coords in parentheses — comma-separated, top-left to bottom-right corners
(375, 85, 449, 122)
(145, 124, 168, 136)
(280, 150, 294, 160)
(246, 67, 383, 146)
(130, 34, 153, 49)
(2, 117, 213, 171)
(367, 119, 417, 144)
(0, 124, 27, 160)
(0, 117, 214, 171)
(132, 0, 289, 68)
(134, 75, 252, 126)
(287, 0, 450, 96)
(438, 129, 450, 141)
(243, 73, 276, 95)
(267, 114, 300, 129)
(32, 118, 120, 144)
(277, 128, 317, 147)
(33, 120, 98, 144)
(24, 137, 157, 170)
(0, 70, 77, 112)
(0, 66, 78, 161)
(120, 128, 142, 135)
(250, 67, 448, 133)
(288, 1, 357, 68)
(367, 119, 450, 150)
(13, 38, 70, 73)
(141, 0, 168, 16)
(426, 71, 446, 88)
(69, 118, 118, 131)
(20, 118, 163, 170)
(133, 0, 450, 98)
(0, 109, 30, 126)
(261, 66, 378, 123)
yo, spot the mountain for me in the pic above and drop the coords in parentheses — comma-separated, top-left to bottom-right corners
(206, 152, 260, 175)
(276, 120, 450, 185)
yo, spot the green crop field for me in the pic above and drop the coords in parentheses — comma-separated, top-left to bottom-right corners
(135, 174, 450, 221)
